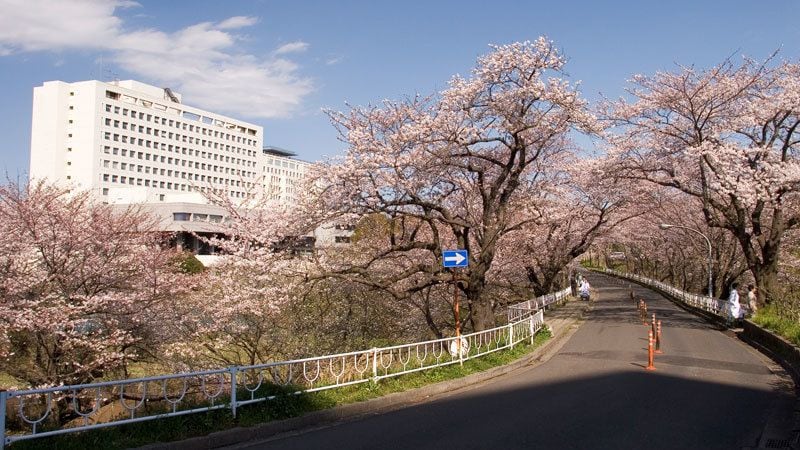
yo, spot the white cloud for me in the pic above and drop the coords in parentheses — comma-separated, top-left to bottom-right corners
(217, 16, 258, 30)
(325, 56, 343, 65)
(111, 25, 312, 118)
(0, 0, 122, 52)
(0, 0, 313, 119)
(274, 41, 309, 55)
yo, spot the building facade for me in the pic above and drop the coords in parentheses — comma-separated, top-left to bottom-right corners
(30, 79, 348, 257)
(31, 80, 263, 204)
(261, 146, 309, 205)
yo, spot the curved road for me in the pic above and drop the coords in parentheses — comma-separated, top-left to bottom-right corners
(229, 272, 795, 449)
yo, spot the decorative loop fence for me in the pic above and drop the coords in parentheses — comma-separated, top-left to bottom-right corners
(603, 269, 733, 319)
(1, 287, 571, 448)
(507, 288, 572, 323)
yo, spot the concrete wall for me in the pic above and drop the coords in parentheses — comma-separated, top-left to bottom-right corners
(742, 320, 800, 385)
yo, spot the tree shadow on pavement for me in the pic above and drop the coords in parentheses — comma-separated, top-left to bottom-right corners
(248, 371, 789, 450)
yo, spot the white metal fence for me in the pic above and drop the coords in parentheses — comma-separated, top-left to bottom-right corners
(507, 288, 572, 323)
(1, 287, 570, 448)
(603, 269, 732, 319)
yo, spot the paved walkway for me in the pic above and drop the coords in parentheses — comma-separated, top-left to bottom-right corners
(222, 271, 795, 450)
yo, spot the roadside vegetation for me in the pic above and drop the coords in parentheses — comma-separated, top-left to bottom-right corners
(752, 305, 800, 347)
(9, 329, 551, 450)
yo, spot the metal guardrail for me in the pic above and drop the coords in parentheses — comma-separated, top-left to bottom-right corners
(602, 269, 732, 319)
(1, 288, 569, 448)
(507, 287, 572, 323)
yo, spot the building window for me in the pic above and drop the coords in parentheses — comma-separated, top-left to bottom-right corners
(173, 212, 190, 221)
(335, 236, 352, 244)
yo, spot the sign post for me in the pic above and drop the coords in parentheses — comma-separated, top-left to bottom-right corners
(453, 269, 460, 347)
(443, 250, 468, 364)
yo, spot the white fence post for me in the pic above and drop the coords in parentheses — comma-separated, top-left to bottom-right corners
(508, 323, 514, 349)
(529, 315, 535, 344)
(229, 366, 238, 418)
(371, 348, 378, 381)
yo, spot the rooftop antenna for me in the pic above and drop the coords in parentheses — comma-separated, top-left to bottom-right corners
(164, 87, 180, 103)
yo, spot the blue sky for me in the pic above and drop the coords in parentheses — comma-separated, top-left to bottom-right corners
(1, 0, 798, 177)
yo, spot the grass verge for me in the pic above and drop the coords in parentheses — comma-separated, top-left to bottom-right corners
(8, 329, 552, 450)
(752, 305, 800, 347)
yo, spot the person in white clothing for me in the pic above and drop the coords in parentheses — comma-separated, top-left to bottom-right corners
(728, 282, 742, 325)
(579, 279, 591, 302)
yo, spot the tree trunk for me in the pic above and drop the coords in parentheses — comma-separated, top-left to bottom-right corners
(468, 295, 495, 331)
(734, 227, 781, 305)
(753, 263, 779, 306)
(527, 266, 561, 297)
(464, 272, 494, 331)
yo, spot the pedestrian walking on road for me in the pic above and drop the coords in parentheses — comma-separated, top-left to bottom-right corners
(570, 274, 578, 297)
(728, 282, 742, 326)
(746, 284, 758, 317)
(579, 279, 591, 302)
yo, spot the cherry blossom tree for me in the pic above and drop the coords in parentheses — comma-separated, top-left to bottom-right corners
(165, 193, 316, 368)
(605, 57, 800, 303)
(600, 190, 748, 297)
(0, 181, 190, 388)
(309, 38, 597, 331)
(501, 158, 650, 296)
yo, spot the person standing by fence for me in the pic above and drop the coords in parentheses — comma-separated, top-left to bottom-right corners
(728, 282, 742, 326)
(745, 284, 758, 317)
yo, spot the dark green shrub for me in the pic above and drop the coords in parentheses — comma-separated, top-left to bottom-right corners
(172, 252, 205, 274)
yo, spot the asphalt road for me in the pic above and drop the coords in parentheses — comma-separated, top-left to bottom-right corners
(229, 272, 795, 450)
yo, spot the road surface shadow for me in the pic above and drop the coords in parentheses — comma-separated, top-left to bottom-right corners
(241, 371, 788, 450)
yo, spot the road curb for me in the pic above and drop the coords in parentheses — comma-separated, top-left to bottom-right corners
(738, 323, 800, 449)
(137, 301, 588, 450)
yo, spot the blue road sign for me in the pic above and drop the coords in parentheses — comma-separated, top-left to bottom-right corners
(443, 250, 468, 268)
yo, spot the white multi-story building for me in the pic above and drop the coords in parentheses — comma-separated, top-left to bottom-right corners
(261, 146, 309, 204)
(29, 79, 348, 256)
(30, 79, 262, 203)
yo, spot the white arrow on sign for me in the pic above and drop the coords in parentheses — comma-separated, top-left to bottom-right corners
(444, 252, 466, 265)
